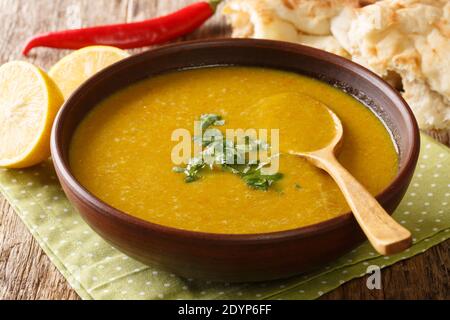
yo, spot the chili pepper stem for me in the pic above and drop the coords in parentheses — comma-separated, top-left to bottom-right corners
(208, 0, 223, 12)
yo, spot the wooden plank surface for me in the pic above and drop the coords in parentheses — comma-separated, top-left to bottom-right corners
(0, 0, 448, 300)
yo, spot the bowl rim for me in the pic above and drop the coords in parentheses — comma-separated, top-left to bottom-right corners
(51, 38, 420, 244)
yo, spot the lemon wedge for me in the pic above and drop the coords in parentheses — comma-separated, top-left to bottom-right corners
(0, 61, 64, 168)
(49, 46, 130, 99)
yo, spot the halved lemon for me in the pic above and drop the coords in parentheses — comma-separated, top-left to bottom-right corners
(49, 46, 130, 99)
(0, 61, 64, 168)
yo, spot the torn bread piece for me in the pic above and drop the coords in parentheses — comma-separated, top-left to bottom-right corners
(223, 0, 450, 131)
(331, 0, 450, 130)
(222, 0, 360, 57)
(403, 80, 450, 131)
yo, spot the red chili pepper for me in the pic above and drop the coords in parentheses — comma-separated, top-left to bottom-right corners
(22, 0, 222, 56)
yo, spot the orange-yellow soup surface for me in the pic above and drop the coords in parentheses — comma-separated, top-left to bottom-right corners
(70, 67, 398, 234)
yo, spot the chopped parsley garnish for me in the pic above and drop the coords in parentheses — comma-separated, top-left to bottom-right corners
(173, 114, 283, 191)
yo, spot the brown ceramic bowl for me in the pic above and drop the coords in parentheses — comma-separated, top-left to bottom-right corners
(51, 39, 420, 282)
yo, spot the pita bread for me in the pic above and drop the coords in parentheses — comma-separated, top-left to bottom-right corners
(223, 0, 450, 130)
(222, 0, 360, 57)
(331, 0, 450, 129)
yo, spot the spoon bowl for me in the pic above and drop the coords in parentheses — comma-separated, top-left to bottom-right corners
(290, 108, 412, 255)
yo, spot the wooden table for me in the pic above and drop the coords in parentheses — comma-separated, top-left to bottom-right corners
(0, 0, 448, 300)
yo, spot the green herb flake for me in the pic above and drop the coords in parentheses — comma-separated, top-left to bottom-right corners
(173, 114, 285, 191)
(199, 114, 224, 131)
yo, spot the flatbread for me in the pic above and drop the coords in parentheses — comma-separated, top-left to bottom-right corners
(331, 0, 450, 129)
(223, 0, 450, 130)
(222, 0, 360, 57)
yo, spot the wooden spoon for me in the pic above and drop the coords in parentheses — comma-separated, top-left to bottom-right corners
(290, 109, 412, 255)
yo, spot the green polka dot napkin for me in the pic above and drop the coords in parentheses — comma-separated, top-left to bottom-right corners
(0, 134, 448, 300)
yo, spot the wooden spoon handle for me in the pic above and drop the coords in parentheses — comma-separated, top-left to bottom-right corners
(311, 154, 412, 255)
